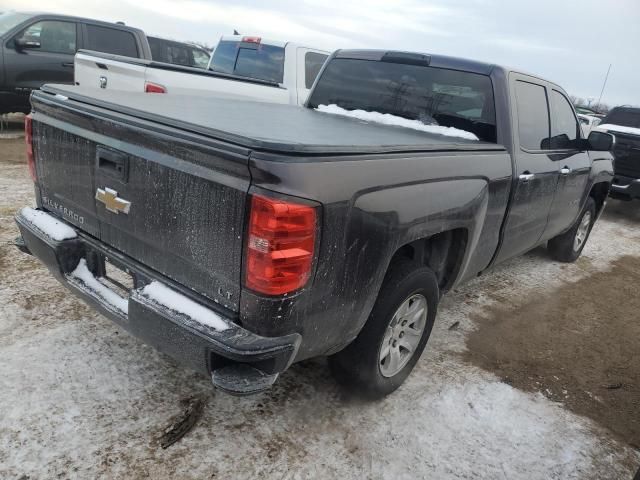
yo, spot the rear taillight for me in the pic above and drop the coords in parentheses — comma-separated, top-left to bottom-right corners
(245, 194, 317, 295)
(144, 82, 166, 93)
(25, 114, 35, 181)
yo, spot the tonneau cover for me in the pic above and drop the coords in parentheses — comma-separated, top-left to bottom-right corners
(37, 84, 504, 155)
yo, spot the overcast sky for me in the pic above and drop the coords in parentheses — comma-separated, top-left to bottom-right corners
(5, 0, 639, 106)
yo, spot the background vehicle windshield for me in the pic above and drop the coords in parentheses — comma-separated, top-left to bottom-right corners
(0, 12, 30, 36)
(209, 40, 285, 83)
(603, 109, 640, 128)
(307, 58, 497, 142)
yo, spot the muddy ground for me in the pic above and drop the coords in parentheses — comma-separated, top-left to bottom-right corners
(1, 137, 639, 479)
(464, 255, 640, 449)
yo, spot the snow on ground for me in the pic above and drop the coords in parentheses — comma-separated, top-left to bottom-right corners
(315, 104, 479, 141)
(1, 149, 639, 479)
(20, 206, 77, 241)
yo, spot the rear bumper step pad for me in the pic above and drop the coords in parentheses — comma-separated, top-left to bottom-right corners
(15, 209, 300, 395)
(610, 175, 640, 199)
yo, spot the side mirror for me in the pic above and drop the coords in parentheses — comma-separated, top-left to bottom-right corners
(588, 131, 615, 151)
(15, 37, 41, 50)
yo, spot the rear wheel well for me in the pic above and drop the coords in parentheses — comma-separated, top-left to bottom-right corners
(589, 182, 610, 216)
(389, 229, 467, 292)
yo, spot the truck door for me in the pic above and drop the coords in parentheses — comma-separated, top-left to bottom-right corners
(295, 48, 328, 105)
(4, 19, 78, 90)
(543, 89, 591, 239)
(494, 77, 559, 263)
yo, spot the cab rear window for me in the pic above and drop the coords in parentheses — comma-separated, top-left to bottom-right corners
(210, 41, 284, 83)
(307, 58, 497, 143)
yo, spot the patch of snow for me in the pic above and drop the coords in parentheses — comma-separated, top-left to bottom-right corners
(20, 207, 77, 241)
(141, 281, 229, 331)
(316, 104, 479, 141)
(68, 259, 128, 314)
(597, 123, 640, 137)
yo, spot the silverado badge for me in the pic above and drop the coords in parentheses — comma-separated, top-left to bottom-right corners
(96, 187, 131, 214)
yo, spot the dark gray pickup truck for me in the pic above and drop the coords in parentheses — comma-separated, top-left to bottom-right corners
(596, 107, 640, 200)
(0, 11, 150, 114)
(15, 50, 615, 398)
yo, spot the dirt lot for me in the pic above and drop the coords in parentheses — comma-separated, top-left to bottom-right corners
(465, 255, 640, 449)
(1, 137, 639, 479)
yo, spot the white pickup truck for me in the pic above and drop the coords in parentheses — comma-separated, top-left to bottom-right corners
(74, 35, 329, 105)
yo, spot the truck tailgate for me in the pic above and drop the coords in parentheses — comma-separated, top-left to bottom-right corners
(31, 91, 251, 311)
(75, 51, 146, 92)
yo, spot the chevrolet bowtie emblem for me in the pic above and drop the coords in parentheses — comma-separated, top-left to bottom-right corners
(96, 187, 131, 214)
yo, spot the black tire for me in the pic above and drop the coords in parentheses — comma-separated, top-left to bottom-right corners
(329, 259, 439, 399)
(548, 197, 596, 263)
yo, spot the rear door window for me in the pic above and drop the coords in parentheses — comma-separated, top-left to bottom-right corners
(549, 90, 580, 148)
(84, 25, 138, 57)
(20, 20, 76, 54)
(304, 52, 328, 89)
(514, 81, 550, 150)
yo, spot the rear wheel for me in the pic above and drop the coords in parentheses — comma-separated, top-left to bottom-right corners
(329, 259, 439, 399)
(548, 197, 596, 262)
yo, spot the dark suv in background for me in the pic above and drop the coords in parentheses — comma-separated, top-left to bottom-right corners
(598, 107, 640, 200)
(0, 11, 151, 114)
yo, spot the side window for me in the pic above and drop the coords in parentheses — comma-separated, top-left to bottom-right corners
(20, 21, 76, 54)
(515, 81, 550, 150)
(550, 90, 580, 149)
(148, 37, 166, 62)
(85, 25, 138, 57)
(166, 44, 192, 66)
(191, 49, 210, 69)
(304, 52, 328, 89)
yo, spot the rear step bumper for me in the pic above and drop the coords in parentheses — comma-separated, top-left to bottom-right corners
(610, 175, 640, 200)
(15, 209, 301, 395)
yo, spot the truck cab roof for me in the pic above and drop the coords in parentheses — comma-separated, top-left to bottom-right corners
(0, 11, 143, 35)
(217, 35, 328, 53)
(333, 49, 563, 89)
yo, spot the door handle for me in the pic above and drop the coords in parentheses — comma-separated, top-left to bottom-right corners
(519, 172, 535, 183)
(96, 146, 129, 182)
(62, 62, 74, 67)
(559, 166, 572, 175)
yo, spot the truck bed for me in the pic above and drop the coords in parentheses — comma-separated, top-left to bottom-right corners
(38, 85, 505, 155)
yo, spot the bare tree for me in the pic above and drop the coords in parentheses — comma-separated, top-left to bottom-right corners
(569, 95, 587, 107)
(592, 102, 610, 114)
